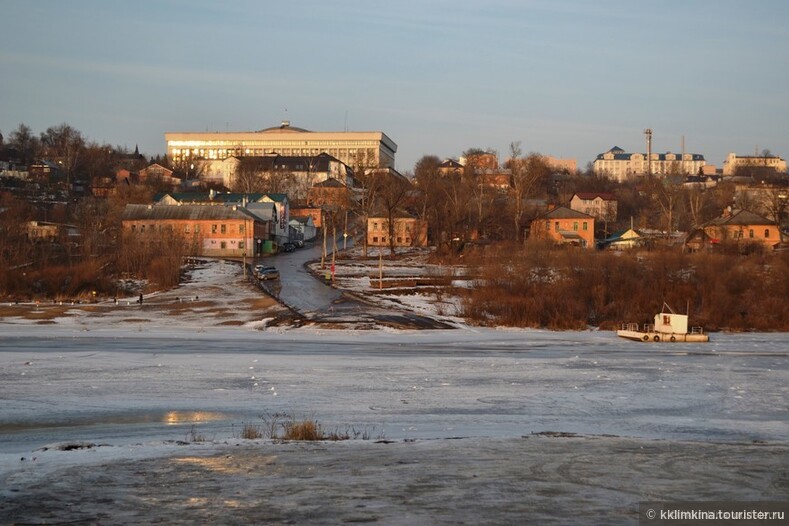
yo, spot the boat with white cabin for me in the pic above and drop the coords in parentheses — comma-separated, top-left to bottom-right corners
(617, 303, 709, 342)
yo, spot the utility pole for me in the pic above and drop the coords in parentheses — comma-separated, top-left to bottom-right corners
(644, 128, 653, 177)
(331, 216, 337, 283)
(321, 210, 327, 270)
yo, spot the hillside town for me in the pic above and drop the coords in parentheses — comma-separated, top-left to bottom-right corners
(1, 121, 787, 329)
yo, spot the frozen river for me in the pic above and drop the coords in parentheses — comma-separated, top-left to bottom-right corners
(1, 328, 787, 453)
(2, 327, 788, 524)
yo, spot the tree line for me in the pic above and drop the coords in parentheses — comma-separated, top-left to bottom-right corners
(459, 242, 789, 331)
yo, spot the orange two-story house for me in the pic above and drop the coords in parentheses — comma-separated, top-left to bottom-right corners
(530, 206, 595, 248)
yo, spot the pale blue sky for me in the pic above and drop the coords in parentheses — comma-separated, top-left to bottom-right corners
(2, 0, 787, 172)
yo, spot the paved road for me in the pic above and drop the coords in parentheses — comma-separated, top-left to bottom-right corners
(252, 238, 454, 329)
(255, 237, 345, 316)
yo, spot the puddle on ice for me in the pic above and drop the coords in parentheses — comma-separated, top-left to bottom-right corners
(0, 410, 232, 434)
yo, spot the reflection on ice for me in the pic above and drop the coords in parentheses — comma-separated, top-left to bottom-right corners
(163, 411, 227, 425)
(173, 455, 278, 475)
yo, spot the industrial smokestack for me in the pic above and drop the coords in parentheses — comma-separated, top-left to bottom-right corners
(644, 128, 653, 176)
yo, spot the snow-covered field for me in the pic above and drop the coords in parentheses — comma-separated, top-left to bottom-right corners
(311, 246, 470, 323)
(0, 259, 288, 332)
(1, 258, 788, 523)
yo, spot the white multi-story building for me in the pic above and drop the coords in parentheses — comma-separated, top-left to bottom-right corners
(593, 146, 706, 182)
(722, 152, 787, 176)
(166, 121, 397, 169)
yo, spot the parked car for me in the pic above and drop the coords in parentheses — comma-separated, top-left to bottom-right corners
(259, 268, 280, 280)
(253, 264, 278, 279)
(282, 242, 296, 253)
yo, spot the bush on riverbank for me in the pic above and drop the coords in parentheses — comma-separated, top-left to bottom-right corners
(459, 244, 789, 331)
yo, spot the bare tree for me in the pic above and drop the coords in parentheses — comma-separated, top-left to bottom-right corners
(286, 155, 322, 202)
(0, 194, 34, 284)
(377, 174, 411, 257)
(40, 124, 85, 188)
(169, 157, 208, 185)
(353, 161, 385, 257)
(232, 157, 268, 193)
(81, 142, 117, 182)
(646, 176, 684, 233)
(685, 185, 709, 228)
(7, 123, 41, 165)
(757, 185, 788, 225)
(413, 155, 443, 242)
(507, 146, 550, 241)
(461, 148, 499, 238)
(71, 198, 112, 260)
(445, 170, 475, 248)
